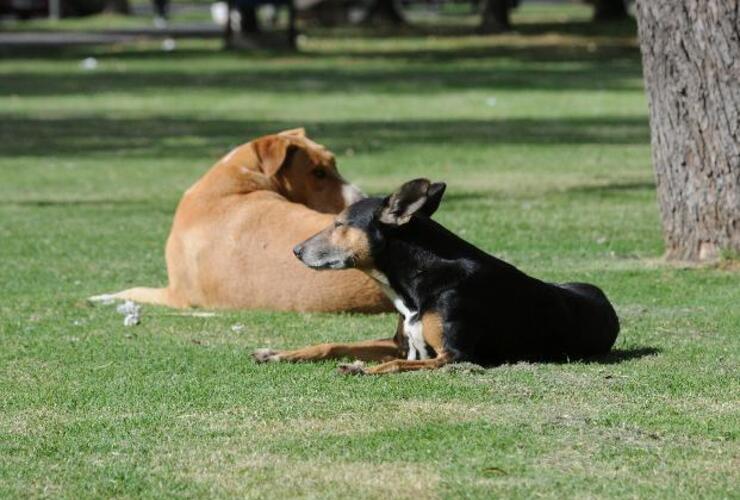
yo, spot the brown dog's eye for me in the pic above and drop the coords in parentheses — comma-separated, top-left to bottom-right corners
(312, 168, 327, 179)
(334, 220, 344, 228)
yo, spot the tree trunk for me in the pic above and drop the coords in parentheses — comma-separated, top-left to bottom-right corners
(240, 5, 260, 34)
(479, 0, 510, 34)
(636, 0, 740, 261)
(592, 0, 627, 22)
(104, 0, 130, 15)
(364, 0, 405, 25)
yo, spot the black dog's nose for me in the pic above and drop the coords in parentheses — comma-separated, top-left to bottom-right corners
(293, 244, 303, 258)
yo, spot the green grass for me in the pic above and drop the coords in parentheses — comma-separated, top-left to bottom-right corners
(1, 5, 738, 498)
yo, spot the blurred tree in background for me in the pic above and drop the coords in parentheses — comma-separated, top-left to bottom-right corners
(589, 0, 626, 21)
(479, 0, 512, 33)
(363, 0, 404, 25)
(104, 0, 130, 14)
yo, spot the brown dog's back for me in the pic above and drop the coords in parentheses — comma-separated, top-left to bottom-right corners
(163, 190, 388, 311)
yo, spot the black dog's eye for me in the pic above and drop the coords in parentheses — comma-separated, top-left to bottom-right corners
(312, 168, 327, 179)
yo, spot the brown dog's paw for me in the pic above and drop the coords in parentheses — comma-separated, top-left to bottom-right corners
(252, 348, 281, 363)
(337, 361, 366, 375)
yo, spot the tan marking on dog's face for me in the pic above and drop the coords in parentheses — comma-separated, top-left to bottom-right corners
(294, 212, 374, 270)
(328, 217, 373, 269)
(421, 311, 446, 354)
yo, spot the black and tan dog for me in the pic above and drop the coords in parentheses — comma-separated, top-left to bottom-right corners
(253, 179, 620, 375)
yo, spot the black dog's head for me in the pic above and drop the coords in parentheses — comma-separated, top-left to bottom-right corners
(293, 178, 446, 270)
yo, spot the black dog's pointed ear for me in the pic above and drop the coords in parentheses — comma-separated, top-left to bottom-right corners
(379, 178, 446, 226)
(419, 182, 446, 217)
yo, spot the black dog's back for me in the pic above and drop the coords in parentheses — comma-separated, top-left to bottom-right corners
(437, 260, 620, 365)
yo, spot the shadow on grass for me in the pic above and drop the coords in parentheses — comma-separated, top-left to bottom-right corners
(0, 16, 642, 97)
(0, 16, 638, 59)
(300, 20, 639, 64)
(578, 346, 661, 365)
(327, 16, 638, 38)
(564, 181, 657, 197)
(273, 16, 638, 45)
(82, 36, 639, 64)
(475, 347, 661, 369)
(567, 181, 656, 193)
(481, 347, 661, 368)
(0, 58, 641, 97)
(0, 116, 649, 159)
(515, 18, 638, 38)
(0, 198, 167, 207)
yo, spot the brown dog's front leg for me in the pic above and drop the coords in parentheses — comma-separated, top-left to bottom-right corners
(356, 353, 452, 375)
(252, 337, 402, 364)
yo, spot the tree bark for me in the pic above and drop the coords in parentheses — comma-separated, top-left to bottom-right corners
(592, 0, 627, 22)
(364, 0, 405, 25)
(479, 0, 510, 33)
(636, 0, 740, 261)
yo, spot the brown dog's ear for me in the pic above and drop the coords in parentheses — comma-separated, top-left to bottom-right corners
(278, 127, 306, 138)
(379, 178, 435, 226)
(252, 136, 294, 177)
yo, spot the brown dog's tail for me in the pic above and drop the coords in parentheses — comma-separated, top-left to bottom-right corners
(88, 287, 178, 308)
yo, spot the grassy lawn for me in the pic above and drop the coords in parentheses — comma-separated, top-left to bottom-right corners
(1, 5, 738, 498)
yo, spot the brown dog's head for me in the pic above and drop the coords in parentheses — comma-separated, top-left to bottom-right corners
(245, 128, 363, 214)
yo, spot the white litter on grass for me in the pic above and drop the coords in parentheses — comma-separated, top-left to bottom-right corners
(116, 300, 141, 326)
(162, 38, 176, 52)
(231, 323, 245, 333)
(80, 57, 98, 70)
(123, 315, 139, 327)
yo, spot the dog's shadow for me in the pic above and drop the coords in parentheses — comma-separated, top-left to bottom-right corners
(569, 346, 661, 365)
(444, 347, 661, 373)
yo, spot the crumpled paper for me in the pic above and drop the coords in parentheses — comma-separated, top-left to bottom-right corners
(116, 300, 141, 326)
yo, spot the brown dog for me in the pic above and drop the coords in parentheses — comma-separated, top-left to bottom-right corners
(90, 129, 391, 312)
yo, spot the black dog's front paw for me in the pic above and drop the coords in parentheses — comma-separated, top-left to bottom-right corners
(337, 361, 366, 375)
(252, 348, 281, 363)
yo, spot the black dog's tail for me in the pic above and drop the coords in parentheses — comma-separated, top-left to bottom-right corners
(560, 282, 620, 356)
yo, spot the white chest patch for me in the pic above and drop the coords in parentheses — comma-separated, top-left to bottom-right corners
(368, 270, 429, 360)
